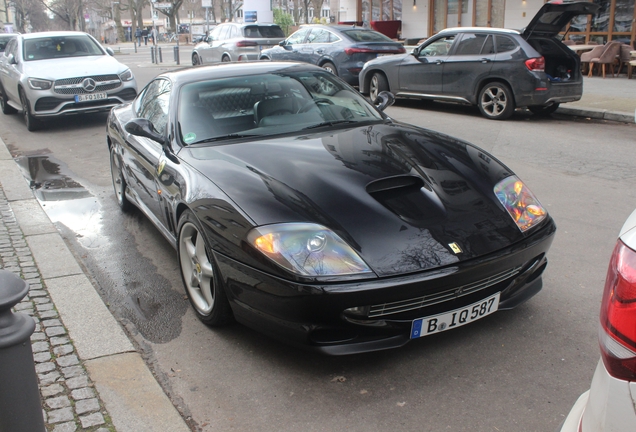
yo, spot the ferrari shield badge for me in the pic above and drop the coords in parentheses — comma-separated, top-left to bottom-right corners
(448, 242, 462, 254)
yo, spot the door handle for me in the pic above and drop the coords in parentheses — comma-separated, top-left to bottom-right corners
(435, 60, 444, 65)
(316, 49, 324, 54)
(480, 58, 491, 63)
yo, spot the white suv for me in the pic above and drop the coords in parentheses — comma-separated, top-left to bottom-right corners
(560, 209, 636, 431)
(0, 31, 137, 131)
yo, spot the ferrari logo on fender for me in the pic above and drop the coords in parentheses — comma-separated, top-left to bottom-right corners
(449, 242, 462, 254)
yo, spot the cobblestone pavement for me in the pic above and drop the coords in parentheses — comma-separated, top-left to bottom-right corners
(2, 185, 116, 432)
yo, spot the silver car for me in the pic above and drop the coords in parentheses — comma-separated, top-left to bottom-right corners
(191, 23, 285, 65)
(0, 31, 137, 131)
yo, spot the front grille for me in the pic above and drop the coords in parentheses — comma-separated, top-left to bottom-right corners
(54, 74, 122, 95)
(367, 266, 522, 318)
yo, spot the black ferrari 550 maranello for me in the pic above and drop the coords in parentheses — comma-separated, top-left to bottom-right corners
(107, 62, 555, 355)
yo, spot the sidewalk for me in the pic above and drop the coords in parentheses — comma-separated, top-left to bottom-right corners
(0, 140, 190, 432)
(1, 57, 634, 432)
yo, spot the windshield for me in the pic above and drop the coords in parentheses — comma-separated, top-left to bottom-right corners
(178, 70, 383, 145)
(23, 35, 104, 61)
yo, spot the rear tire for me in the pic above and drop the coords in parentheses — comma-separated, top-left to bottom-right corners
(369, 73, 389, 103)
(322, 61, 338, 76)
(478, 82, 514, 120)
(19, 88, 39, 131)
(528, 103, 560, 116)
(221, 55, 230, 63)
(0, 85, 16, 115)
(110, 146, 132, 212)
(177, 210, 233, 326)
(192, 53, 201, 65)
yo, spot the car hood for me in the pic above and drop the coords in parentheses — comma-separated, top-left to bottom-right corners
(184, 123, 536, 277)
(522, 1, 600, 38)
(22, 55, 128, 80)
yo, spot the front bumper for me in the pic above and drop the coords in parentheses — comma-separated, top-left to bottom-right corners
(216, 218, 556, 355)
(30, 86, 137, 118)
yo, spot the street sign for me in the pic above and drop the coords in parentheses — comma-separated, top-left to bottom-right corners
(201, 0, 212, 7)
(154, 2, 172, 9)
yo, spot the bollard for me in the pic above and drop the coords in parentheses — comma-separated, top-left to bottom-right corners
(150, 46, 156, 64)
(158, 46, 163, 63)
(0, 270, 46, 432)
(174, 46, 180, 65)
(134, 40, 137, 53)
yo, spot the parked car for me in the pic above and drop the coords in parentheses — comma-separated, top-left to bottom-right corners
(191, 23, 285, 65)
(259, 25, 405, 86)
(359, 1, 600, 120)
(0, 33, 18, 52)
(560, 209, 636, 431)
(107, 61, 556, 354)
(0, 31, 137, 131)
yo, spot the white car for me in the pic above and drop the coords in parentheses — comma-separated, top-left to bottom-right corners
(0, 31, 137, 131)
(560, 209, 636, 431)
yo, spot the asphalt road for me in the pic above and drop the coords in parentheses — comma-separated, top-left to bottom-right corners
(1, 48, 635, 431)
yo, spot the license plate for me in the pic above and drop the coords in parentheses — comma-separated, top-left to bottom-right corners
(74, 92, 107, 103)
(410, 292, 500, 339)
(259, 45, 273, 51)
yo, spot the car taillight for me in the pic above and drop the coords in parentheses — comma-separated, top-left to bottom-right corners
(344, 46, 406, 55)
(599, 240, 636, 380)
(236, 40, 257, 47)
(525, 57, 545, 72)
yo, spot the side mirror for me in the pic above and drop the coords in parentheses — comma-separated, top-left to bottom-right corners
(7, 53, 16, 65)
(125, 118, 164, 143)
(410, 47, 418, 56)
(374, 91, 395, 111)
(105, 47, 115, 56)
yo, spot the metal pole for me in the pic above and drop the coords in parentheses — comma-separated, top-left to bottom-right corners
(158, 46, 162, 63)
(151, 46, 156, 63)
(174, 45, 180, 65)
(0, 270, 46, 432)
(134, 39, 137, 53)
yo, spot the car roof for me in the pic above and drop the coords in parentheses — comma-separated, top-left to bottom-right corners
(437, 27, 520, 36)
(160, 61, 325, 87)
(19, 31, 93, 40)
(219, 22, 281, 28)
(299, 24, 374, 32)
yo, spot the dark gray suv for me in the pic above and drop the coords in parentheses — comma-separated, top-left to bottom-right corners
(359, 1, 600, 120)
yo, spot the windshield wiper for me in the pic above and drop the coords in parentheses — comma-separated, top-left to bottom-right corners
(302, 120, 359, 130)
(190, 133, 259, 144)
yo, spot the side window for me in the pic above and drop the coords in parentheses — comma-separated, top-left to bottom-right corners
(229, 25, 240, 39)
(328, 32, 341, 43)
(217, 25, 230, 41)
(481, 35, 495, 54)
(307, 29, 330, 44)
(453, 34, 489, 56)
(419, 36, 455, 57)
(495, 35, 517, 53)
(286, 28, 310, 45)
(137, 79, 172, 135)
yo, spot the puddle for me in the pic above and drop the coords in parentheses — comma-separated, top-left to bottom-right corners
(14, 154, 107, 249)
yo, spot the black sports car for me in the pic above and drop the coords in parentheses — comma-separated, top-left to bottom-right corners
(107, 62, 555, 355)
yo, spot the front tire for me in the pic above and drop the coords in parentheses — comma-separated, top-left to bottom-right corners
(177, 210, 232, 326)
(192, 53, 201, 65)
(19, 88, 39, 131)
(528, 103, 560, 116)
(110, 146, 131, 212)
(478, 82, 514, 120)
(0, 85, 16, 115)
(221, 55, 230, 63)
(369, 72, 389, 103)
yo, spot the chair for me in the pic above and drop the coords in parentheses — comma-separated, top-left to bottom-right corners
(588, 41, 621, 78)
(616, 44, 634, 76)
(253, 97, 299, 126)
(580, 45, 604, 75)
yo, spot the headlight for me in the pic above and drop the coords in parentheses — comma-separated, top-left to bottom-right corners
(119, 69, 134, 82)
(494, 176, 547, 232)
(27, 78, 52, 90)
(247, 223, 373, 277)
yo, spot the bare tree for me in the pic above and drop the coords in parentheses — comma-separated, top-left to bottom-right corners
(309, 0, 323, 22)
(11, 0, 50, 31)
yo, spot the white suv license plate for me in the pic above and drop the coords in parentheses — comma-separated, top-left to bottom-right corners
(410, 292, 500, 339)
(75, 93, 107, 103)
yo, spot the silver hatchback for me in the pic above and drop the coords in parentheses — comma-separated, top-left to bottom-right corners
(0, 31, 137, 131)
